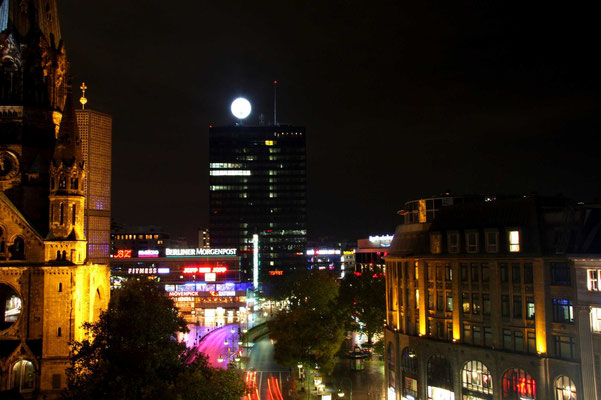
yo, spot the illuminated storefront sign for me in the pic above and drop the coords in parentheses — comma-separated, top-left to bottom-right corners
(157, 267, 170, 274)
(165, 248, 237, 257)
(182, 266, 228, 274)
(138, 249, 159, 258)
(128, 267, 158, 275)
(114, 249, 132, 258)
(369, 235, 394, 247)
(269, 270, 283, 276)
(209, 290, 236, 297)
(168, 291, 198, 297)
(205, 272, 216, 282)
(306, 249, 341, 256)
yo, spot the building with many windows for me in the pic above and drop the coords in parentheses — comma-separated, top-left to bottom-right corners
(209, 125, 307, 280)
(76, 108, 112, 265)
(384, 196, 601, 400)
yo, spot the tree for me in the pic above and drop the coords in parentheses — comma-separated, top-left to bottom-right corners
(269, 272, 346, 374)
(339, 272, 386, 344)
(63, 278, 245, 400)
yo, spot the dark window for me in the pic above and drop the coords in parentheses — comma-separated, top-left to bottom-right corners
(552, 299, 574, 323)
(471, 263, 479, 281)
(483, 294, 491, 315)
(428, 291, 434, 310)
(513, 296, 523, 318)
(461, 263, 468, 281)
(527, 331, 536, 354)
(472, 325, 481, 345)
(526, 297, 535, 319)
(437, 321, 444, 339)
(484, 327, 492, 347)
(447, 322, 453, 340)
(427, 355, 453, 391)
(52, 374, 61, 389)
(512, 263, 521, 283)
(500, 263, 508, 283)
(514, 331, 524, 352)
(58, 283, 62, 292)
(501, 295, 510, 318)
(550, 262, 571, 286)
(503, 329, 512, 350)
(554, 335, 575, 359)
(463, 323, 472, 344)
(436, 292, 443, 312)
(57, 327, 62, 337)
(524, 263, 533, 284)
(481, 263, 489, 282)
(436, 265, 442, 281)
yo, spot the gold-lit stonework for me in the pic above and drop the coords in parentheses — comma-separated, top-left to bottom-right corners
(0, 1, 110, 397)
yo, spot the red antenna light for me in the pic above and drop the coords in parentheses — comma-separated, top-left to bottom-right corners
(274, 80, 278, 84)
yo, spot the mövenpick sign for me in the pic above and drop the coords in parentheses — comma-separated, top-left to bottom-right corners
(165, 248, 237, 257)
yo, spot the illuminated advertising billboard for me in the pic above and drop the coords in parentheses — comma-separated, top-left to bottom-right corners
(165, 248, 237, 257)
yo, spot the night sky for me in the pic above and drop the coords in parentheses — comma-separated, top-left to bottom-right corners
(58, 2, 600, 243)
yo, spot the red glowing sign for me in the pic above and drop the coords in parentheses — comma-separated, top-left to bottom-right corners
(114, 249, 132, 259)
(269, 270, 283, 276)
(182, 266, 228, 274)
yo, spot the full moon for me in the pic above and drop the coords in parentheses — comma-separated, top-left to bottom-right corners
(231, 97, 251, 119)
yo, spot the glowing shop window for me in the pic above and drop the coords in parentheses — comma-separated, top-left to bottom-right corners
(509, 230, 520, 252)
(265, 140, 274, 146)
(554, 376, 577, 400)
(592, 308, 601, 333)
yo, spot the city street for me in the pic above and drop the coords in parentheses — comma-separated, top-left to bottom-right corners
(245, 337, 292, 400)
(189, 324, 241, 368)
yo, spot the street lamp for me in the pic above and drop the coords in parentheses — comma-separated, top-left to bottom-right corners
(217, 355, 224, 363)
(339, 377, 353, 400)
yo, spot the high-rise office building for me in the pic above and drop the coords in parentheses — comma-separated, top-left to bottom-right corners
(76, 108, 112, 264)
(209, 125, 307, 281)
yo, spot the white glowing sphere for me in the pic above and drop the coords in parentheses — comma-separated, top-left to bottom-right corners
(231, 97, 251, 119)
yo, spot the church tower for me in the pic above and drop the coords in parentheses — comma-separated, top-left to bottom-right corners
(46, 93, 86, 264)
(0, 1, 110, 397)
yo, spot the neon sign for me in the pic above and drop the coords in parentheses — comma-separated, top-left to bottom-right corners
(182, 266, 228, 274)
(168, 291, 198, 297)
(306, 249, 341, 256)
(269, 270, 283, 276)
(114, 249, 132, 258)
(166, 248, 237, 257)
(138, 249, 159, 258)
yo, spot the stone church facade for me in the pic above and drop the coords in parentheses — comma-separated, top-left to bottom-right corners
(0, 1, 110, 397)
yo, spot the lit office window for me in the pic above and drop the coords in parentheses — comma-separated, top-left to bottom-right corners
(509, 230, 520, 252)
(591, 307, 601, 333)
(587, 269, 601, 291)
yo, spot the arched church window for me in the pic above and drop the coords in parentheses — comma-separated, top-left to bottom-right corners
(56, 250, 61, 260)
(9, 236, 25, 260)
(71, 178, 78, 190)
(11, 359, 35, 392)
(62, 250, 67, 261)
(0, 283, 22, 331)
(59, 177, 66, 189)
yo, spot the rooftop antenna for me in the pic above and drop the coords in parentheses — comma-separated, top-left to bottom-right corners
(273, 80, 278, 126)
(79, 82, 88, 109)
